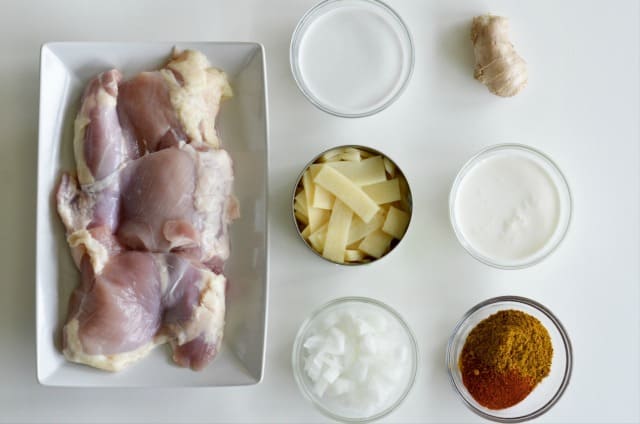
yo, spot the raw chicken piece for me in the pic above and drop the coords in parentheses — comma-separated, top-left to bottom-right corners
(56, 49, 236, 372)
(117, 71, 187, 153)
(58, 51, 235, 270)
(116, 144, 235, 263)
(160, 253, 226, 370)
(73, 69, 136, 185)
(57, 69, 129, 271)
(63, 253, 162, 371)
(63, 252, 226, 372)
(57, 174, 121, 272)
(59, 143, 236, 268)
(118, 50, 232, 153)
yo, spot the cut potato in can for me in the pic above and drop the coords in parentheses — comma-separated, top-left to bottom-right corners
(382, 206, 410, 240)
(344, 249, 365, 262)
(312, 185, 335, 210)
(295, 210, 309, 226)
(314, 166, 380, 223)
(383, 157, 396, 177)
(363, 178, 401, 205)
(326, 156, 386, 186)
(293, 145, 412, 265)
(307, 207, 330, 233)
(308, 223, 329, 252)
(347, 210, 387, 246)
(322, 199, 353, 263)
(358, 229, 393, 259)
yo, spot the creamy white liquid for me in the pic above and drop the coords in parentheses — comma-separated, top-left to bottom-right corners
(297, 3, 409, 114)
(454, 153, 561, 263)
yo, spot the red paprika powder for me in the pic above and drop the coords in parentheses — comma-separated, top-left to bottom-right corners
(460, 356, 534, 409)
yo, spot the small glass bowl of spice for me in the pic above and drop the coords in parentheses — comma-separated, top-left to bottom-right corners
(446, 296, 572, 422)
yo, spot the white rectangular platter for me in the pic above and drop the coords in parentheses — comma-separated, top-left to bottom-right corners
(36, 42, 269, 387)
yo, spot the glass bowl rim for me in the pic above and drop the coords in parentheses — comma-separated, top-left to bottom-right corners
(448, 143, 573, 270)
(445, 295, 574, 423)
(292, 296, 419, 422)
(291, 144, 414, 266)
(289, 0, 415, 118)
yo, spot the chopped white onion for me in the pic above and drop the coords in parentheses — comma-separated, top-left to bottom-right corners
(303, 335, 324, 350)
(328, 377, 353, 397)
(313, 378, 329, 397)
(350, 359, 368, 382)
(301, 307, 411, 416)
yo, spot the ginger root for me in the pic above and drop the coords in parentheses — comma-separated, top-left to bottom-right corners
(471, 15, 528, 97)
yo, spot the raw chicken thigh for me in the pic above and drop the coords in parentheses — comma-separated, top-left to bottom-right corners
(117, 50, 231, 152)
(116, 145, 235, 265)
(56, 50, 236, 371)
(63, 252, 225, 371)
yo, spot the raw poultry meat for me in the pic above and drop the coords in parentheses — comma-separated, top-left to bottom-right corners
(117, 50, 231, 152)
(116, 145, 235, 265)
(56, 50, 236, 371)
(63, 252, 225, 371)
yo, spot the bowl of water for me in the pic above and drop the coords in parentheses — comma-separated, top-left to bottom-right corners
(290, 0, 414, 118)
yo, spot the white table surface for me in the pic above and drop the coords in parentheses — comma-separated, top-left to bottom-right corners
(1, 0, 638, 422)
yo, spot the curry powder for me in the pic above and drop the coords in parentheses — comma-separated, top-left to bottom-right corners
(459, 309, 553, 409)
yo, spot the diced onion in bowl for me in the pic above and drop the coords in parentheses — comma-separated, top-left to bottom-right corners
(300, 306, 413, 416)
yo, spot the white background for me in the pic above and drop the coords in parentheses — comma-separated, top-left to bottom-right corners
(1, 0, 638, 422)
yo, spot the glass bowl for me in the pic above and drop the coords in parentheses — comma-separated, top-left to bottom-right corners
(290, 0, 414, 117)
(292, 145, 413, 266)
(292, 297, 418, 422)
(446, 296, 573, 422)
(449, 144, 572, 269)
